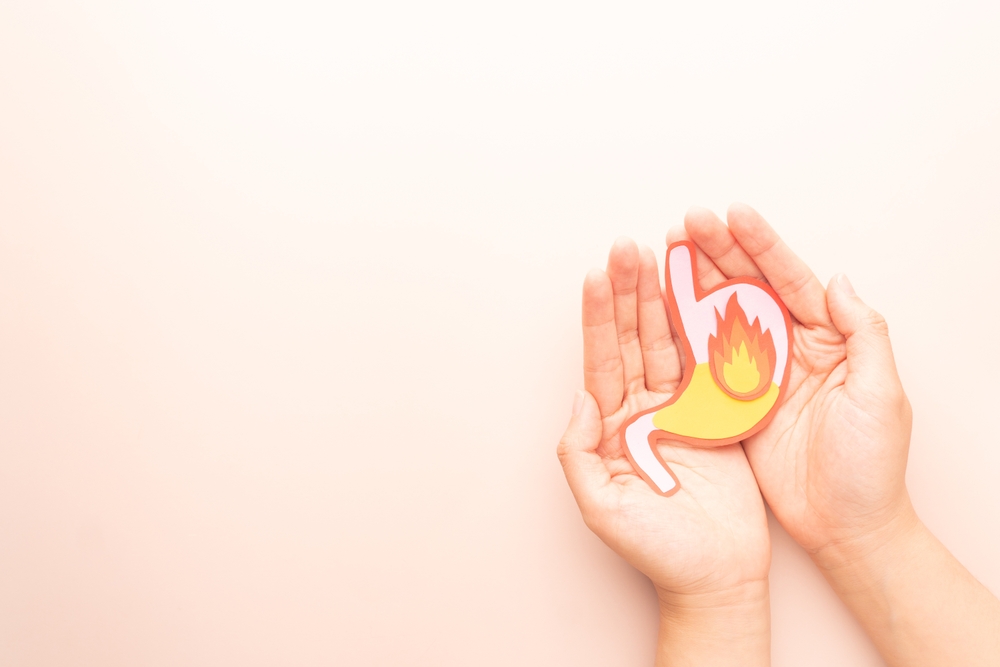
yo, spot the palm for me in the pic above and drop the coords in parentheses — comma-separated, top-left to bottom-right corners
(743, 320, 851, 550)
(570, 238, 769, 596)
(597, 407, 772, 595)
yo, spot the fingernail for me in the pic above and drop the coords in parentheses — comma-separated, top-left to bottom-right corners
(572, 390, 584, 416)
(837, 273, 856, 297)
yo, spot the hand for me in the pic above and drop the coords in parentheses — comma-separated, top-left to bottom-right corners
(558, 238, 770, 665)
(678, 204, 914, 560)
(681, 204, 1000, 667)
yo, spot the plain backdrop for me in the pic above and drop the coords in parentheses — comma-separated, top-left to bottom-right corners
(2, 1, 1000, 665)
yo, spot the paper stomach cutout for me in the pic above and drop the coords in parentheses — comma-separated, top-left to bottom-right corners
(623, 241, 793, 497)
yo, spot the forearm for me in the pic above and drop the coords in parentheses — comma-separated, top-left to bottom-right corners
(813, 506, 1000, 667)
(655, 580, 770, 667)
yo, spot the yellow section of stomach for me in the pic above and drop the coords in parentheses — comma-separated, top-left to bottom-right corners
(651, 363, 778, 441)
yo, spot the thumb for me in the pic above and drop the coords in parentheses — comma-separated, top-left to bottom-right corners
(556, 390, 611, 506)
(826, 273, 902, 397)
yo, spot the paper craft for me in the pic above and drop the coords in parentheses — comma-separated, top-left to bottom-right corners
(623, 241, 792, 496)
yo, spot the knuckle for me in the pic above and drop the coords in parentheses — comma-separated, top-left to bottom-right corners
(779, 269, 812, 297)
(862, 311, 889, 337)
(641, 332, 674, 354)
(617, 329, 640, 346)
(555, 441, 568, 464)
(584, 355, 621, 374)
(556, 436, 574, 466)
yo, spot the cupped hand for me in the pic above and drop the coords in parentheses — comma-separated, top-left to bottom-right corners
(558, 237, 770, 603)
(679, 204, 914, 560)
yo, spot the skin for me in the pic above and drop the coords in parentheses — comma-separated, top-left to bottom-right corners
(559, 203, 1000, 665)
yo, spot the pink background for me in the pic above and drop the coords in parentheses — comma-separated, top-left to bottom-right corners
(2, 1, 1000, 664)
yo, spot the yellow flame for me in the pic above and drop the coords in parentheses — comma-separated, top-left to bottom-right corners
(722, 341, 762, 395)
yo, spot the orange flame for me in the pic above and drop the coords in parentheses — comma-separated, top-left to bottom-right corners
(708, 293, 775, 401)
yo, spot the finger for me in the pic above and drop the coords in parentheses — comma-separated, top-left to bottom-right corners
(666, 224, 727, 289)
(637, 245, 681, 392)
(726, 203, 832, 327)
(557, 390, 612, 512)
(607, 236, 645, 394)
(683, 206, 764, 280)
(583, 268, 625, 416)
(606, 238, 646, 395)
(826, 274, 904, 401)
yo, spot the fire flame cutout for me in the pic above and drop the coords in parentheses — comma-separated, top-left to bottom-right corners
(708, 293, 776, 401)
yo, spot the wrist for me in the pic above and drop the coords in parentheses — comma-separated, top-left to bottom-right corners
(805, 503, 1000, 666)
(809, 498, 923, 580)
(655, 580, 770, 667)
